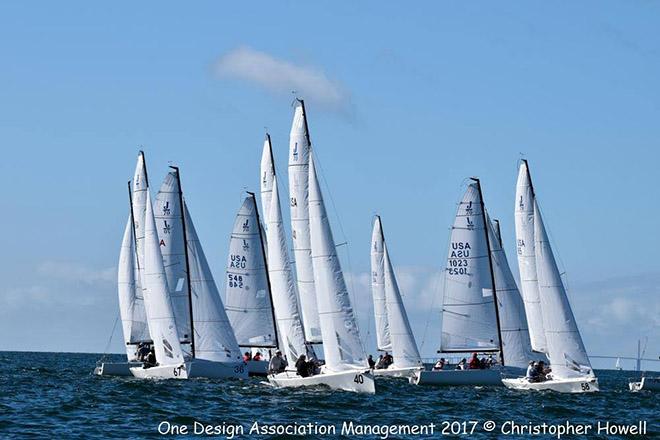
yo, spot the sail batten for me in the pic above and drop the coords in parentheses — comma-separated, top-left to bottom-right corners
(288, 100, 322, 343)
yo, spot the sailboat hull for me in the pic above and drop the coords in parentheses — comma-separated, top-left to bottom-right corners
(502, 376, 599, 393)
(373, 366, 423, 379)
(268, 368, 375, 394)
(95, 362, 142, 377)
(629, 377, 660, 392)
(411, 368, 503, 386)
(246, 360, 269, 377)
(130, 360, 248, 380)
(131, 363, 190, 379)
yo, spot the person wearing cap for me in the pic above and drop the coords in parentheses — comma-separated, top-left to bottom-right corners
(268, 350, 288, 374)
(525, 361, 535, 380)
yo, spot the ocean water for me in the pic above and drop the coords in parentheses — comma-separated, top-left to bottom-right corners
(0, 351, 656, 439)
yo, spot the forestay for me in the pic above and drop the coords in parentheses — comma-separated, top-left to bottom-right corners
(486, 216, 536, 368)
(225, 195, 277, 348)
(117, 215, 149, 360)
(515, 161, 547, 353)
(534, 204, 593, 378)
(141, 189, 185, 366)
(441, 184, 500, 353)
(288, 100, 322, 343)
(308, 155, 367, 371)
(261, 139, 316, 363)
(380, 219, 422, 368)
(370, 218, 392, 351)
(154, 172, 193, 345)
(184, 203, 243, 362)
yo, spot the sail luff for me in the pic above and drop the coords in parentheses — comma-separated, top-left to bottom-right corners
(515, 161, 548, 353)
(370, 217, 392, 351)
(288, 100, 322, 343)
(308, 154, 366, 370)
(260, 134, 275, 224)
(141, 189, 185, 366)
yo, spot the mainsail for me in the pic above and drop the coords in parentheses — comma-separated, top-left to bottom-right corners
(288, 100, 322, 343)
(378, 217, 422, 368)
(515, 160, 547, 353)
(261, 138, 316, 362)
(225, 195, 278, 348)
(441, 183, 500, 353)
(534, 203, 593, 378)
(308, 155, 366, 371)
(117, 213, 149, 360)
(141, 188, 185, 366)
(370, 218, 391, 351)
(487, 216, 536, 368)
(154, 171, 193, 345)
(184, 203, 243, 362)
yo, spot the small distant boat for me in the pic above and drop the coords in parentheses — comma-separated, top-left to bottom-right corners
(503, 161, 598, 393)
(615, 357, 623, 371)
(268, 121, 374, 393)
(629, 376, 660, 392)
(370, 216, 423, 378)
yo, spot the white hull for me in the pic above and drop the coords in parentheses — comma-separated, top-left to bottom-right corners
(411, 368, 503, 386)
(502, 376, 599, 393)
(94, 362, 141, 377)
(373, 366, 423, 378)
(629, 377, 660, 392)
(268, 368, 375, 394)
(130, 359, 248, 380)
(246, 360, 269, 377)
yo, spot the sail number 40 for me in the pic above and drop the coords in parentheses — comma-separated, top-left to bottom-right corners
(353, 374, 364, 384)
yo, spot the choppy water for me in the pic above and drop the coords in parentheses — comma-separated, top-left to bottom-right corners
(0, 352, 657, 439)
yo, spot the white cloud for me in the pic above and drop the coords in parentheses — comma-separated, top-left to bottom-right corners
(37, 261, 115, 285)
(214, 46, 349, 110)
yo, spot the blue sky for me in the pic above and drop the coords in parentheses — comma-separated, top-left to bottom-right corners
(0, 2, 658, 370)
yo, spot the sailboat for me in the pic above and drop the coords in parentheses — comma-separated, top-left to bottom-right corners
(370, 216, 423, 378)
(224, 192, 279, 376)
(615, 357, 622, 371)
(287, 99, 323, 347)
(96, 152, 151, 376)
(260, 134, 317, 367)
(503, 160, 598, 393)
(131, 168, 247, 379)
(268, 139, 374, 393)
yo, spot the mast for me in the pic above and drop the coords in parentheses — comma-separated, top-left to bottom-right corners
(522, 159, 535, 197)
(266, 133, 275, 174)
(127, 181, 141, 273)
(169, 166, 195, 358)
(472, 177, 505, 366)
(248, 191, 280, 349)
(298, 99, 312, 146)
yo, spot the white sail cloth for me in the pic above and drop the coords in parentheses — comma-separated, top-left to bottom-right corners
(377, 218, 422, 368)
(534, 204, 593, 378)
(117, 216, 149, 360)
(224, 195, 277, 348)
(141, 189, 185, 366)
(486, 216, 536, 368)
(441, 184, 500, 352)
(370, 219, 392, 351)
(154, 172, 192, 344)
(183, 203, 243, 362)
(261, 138, 316, 362)
(514, 162, 547, 353)
(308, 155, 367, 371)
(288, 101, 322, 343)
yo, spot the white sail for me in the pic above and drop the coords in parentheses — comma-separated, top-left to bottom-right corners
(380, 219, 422, 368)
(441, 183, 499, 352)
(288, 100, 322, 343)
(154, 172, 193, 345)
(308, 155, 366, 371)
(117, 215, 149, 360)
(534, 204, 593, 378)
(132, 152, 148, 289)
(225, 195, 277, 348)
(487, 216, 536, 368)
(261, 139, 316, 362)
(370, 218, 392, 351)
(141, 189, 185, 366)
(515, 161, 547, 353)
(184, 203, 243, 363)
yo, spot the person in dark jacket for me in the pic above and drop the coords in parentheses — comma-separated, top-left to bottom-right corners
(295, 355, 311, 377)
(367, 355, 376, 369)
(143, 347, 157, 369)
